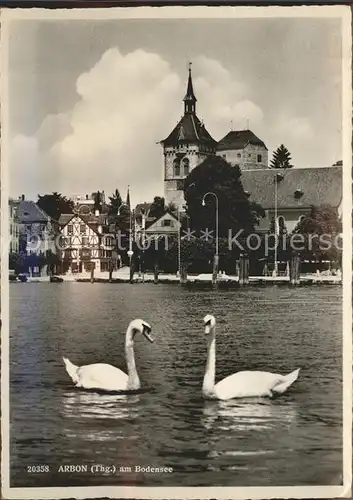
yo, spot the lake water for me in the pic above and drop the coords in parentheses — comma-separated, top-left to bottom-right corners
(9, 283, 343, 487)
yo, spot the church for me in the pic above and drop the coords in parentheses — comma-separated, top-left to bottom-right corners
(160, 66, 342, 233)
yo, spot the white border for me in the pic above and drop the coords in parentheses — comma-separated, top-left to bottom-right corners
(1, 5, 352, 500)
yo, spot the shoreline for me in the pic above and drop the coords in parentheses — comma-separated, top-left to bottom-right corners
(11, 272, 342, 286)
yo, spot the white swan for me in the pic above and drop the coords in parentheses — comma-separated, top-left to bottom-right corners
(202, 314, 300, 400)
(63, 319, 153, 392)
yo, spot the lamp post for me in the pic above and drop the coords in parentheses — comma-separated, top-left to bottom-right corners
(118, 202, 133, 268)
(273, 172, 284, 278)
(202, 191, 219, 284)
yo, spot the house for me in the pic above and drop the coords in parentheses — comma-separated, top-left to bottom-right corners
(241, 166, 342, 233)
(216, 130, 268, 170)
(9, 198, 20, 253)
(17, 196, 57, 275)
(144, 211, 181, 240)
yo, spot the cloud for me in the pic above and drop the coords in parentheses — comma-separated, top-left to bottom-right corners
(10, 50, 265, 203)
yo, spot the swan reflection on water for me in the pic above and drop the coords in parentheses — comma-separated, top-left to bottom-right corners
(202, 399, 299, 469)
(61, 390, 142, 443)
(201, 398, 298, 432)
(62, 390, 141, 420)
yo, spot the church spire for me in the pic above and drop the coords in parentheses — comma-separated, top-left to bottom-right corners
(183, 62, 197, 115)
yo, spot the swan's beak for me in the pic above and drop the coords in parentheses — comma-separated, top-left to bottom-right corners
(142, 325, 154, 343)
(204, 318, 212, 334)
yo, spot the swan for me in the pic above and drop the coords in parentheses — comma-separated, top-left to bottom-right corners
(202, 314, 300, 400)
(63, 319, 153, 392)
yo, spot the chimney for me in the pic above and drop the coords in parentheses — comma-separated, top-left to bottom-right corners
(21, 194, 25, 201)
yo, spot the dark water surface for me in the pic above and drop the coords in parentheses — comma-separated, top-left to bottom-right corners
(10, 284, 342, 487)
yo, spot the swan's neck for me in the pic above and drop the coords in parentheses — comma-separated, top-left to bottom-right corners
(203, 328, 216, 397)
(125, 327, 140, 390)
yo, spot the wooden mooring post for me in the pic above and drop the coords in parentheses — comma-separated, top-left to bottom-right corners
(180, 264, 188, 284)
(129, 260, 135, 283)
(90, 266, 95, 284)
(212, 255, 219, 286)
(239, 254, 250, 286)
(154, 263, 159, 284)
(290, 255, 301, 285)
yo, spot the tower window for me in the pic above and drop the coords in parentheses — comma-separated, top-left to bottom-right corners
(183, 158, 190, 176)
(173, 159, 180, 177)
(257, 154, 262, 163)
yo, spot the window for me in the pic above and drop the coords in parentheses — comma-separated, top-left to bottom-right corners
(80, 224, 86, 235)
(182, 158, 190, 176)
(237, 153, 241, 158)
(82, 236, 89, 246)
(65, 237, 72, 246)
(162, 219, 173, 227)
(257, 154, 262, 163)
(173, 159, 180, 177)
(68, 224, 73, 235)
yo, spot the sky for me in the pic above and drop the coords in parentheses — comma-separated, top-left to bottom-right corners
(8, 15, 343, 206)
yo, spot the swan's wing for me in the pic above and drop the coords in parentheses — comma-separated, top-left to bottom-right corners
(271, 368, 300, 394)
(76, 363, 129, 391)
(214, 371, 286, 400)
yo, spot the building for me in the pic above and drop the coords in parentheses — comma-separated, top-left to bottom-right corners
(144, 211, 181, 239)
(59, 194, 114, 273)
(161, 66, 268, 208)
(161, 65, 217, 208)
(216, 130, 268, 170)
(241, 166, 342, 233)
(17, 196, 56, 255)
(161, 66, 341, 232)
(9, 198, 20, 254)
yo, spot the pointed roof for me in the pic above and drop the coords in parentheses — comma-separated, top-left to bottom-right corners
(126, 186, 131, 208)
(217, 130, 268, 151)
(161, 64, 216, 148)
(183, 63, 197, 109)
(161, 113, 216, 148)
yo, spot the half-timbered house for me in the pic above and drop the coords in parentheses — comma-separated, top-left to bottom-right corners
(59, 211, 114, 274)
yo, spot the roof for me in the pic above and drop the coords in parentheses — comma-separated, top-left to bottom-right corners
(183, 67, 197, 106)
(241, 166, 342, 210)
(161, 113, 217, 148)
(17, 200, 51, 223)
(217, 130, 267, 151)
(59, 212, 107, 233)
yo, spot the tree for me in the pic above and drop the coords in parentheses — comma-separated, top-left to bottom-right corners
(292, 205, 342, 263)
(108, 189, 123, 216)
(270, 144, 293, 169)
(93, 191, 103, 212)
(37, 192, 74, 221)
(149, 196, 165, 219)
(166, 201, 177, 213)
(183, 155, 264, 237)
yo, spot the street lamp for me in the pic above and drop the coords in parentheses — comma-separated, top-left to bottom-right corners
(117, 202, 133, 268)
(273, 172, 284, 277)
(202, 191, 219, 283)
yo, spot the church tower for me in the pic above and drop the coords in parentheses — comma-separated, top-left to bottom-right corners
(161, 64, 216, 209)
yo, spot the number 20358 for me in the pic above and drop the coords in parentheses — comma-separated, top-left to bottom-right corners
(27, 465, 50, 473)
